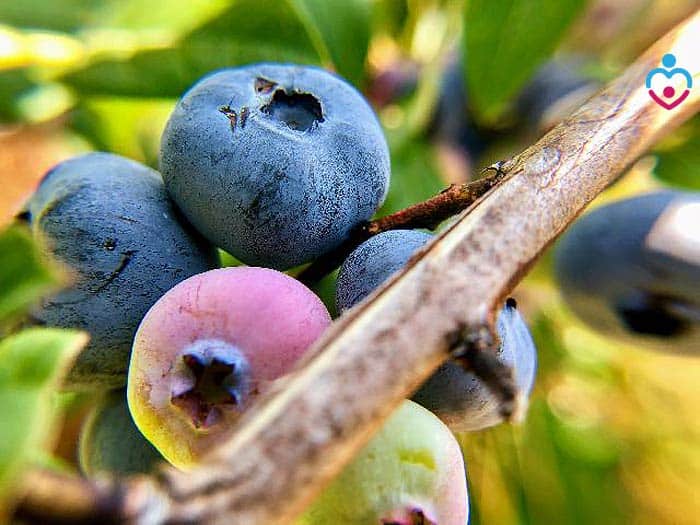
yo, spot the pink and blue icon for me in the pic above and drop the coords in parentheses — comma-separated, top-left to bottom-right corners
(646, 53, 692, 110)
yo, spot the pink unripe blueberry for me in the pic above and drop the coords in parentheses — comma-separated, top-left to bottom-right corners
(127, 267, 331, 468)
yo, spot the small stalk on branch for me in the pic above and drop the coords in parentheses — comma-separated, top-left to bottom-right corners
(367, 163, 508, 234)
(12, 11, 700, 525)
(298, 164, 508, 284)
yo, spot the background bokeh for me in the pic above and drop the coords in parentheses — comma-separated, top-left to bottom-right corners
(1, 1, 698, 523)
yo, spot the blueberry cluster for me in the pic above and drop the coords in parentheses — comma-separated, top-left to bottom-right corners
(22, 63, 545, 520)
(336, 230, 538, 432)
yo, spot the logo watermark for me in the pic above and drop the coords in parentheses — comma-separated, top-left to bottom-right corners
(646, 53, 692, 110)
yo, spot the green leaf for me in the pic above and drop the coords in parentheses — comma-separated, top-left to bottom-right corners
(372, 0, 409, 39)
(0, 0, 226, 33)
(289, 0, 371, 86)
(0, 226, 61, 325)
(70, 98, 174, 166)
(86, 0, 231, 33)
(654, 127, 700, 190)
(310, 270, 339, 319)
(0, 328, 87, 506)
(61, 0, 326, 98)
(0, 69, 36, 124)
(30, 450, 76, 475)
(218, 249, 243, 268)
(463, 0, 587, 123)
(0, 0, 105, 32)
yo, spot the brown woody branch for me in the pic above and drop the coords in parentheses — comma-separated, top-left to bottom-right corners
(14, 11, 700, 525)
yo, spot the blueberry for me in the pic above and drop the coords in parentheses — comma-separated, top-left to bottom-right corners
(335, 229, 433, 312)
(160, 63, 390, 270)
(25, 152, 218, 389)
(79, 390, 162, 475)
(554, 190, 700, 354)
(413, 301, 538, 432)
(336, 230, 538, 431)
(128, 267, 331, 468)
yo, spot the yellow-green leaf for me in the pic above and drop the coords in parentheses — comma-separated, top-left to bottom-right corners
(0, 226, 62, 325)
(463, 0, 587, 123)
(0, 328, 87, 508)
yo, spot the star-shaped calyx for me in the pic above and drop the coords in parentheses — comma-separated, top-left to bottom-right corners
(170, 339, 252, 429)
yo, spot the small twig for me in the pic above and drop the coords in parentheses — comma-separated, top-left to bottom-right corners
(14, 471, 171, 525)
(12, 470, 128, 525)
(368, 165, 507, 234)
(298, 165, 507, 284)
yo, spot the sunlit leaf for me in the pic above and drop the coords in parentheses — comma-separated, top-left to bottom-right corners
(0, 0, 105, 32)
(0, 69, 36, 124)
(463, 0, 587, 123)
(0, 226, 61, 325)
(61, 0, 324, 98)
(70, 97, 174, 166)
(0, 328, 87, 507)
(654, 130, 700, 190)
(87, 0, 231, 33)
(289, 0, 371, 86)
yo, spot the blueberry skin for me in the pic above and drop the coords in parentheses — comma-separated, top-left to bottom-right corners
(336, 230, 537, 431)
(79, 390, 162, 476)
(26, 152, 218, 389)
(554, 190, 700, 354)
(336, 229, 433, 312)
(413, 302, 538, 432)
(160, 63, 390, 270)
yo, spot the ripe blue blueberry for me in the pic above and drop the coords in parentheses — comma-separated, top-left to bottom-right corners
(336, 230, 538, 431)
(79, 390, 162, 475)
(160, 63, 391, 270)
(25, 152, 218, 389)
(335, 229, 433, 312)
(554, 190, 700, 354)
(413, 300, 538, 431)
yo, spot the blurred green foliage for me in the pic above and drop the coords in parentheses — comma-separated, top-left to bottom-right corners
(1, 0, 698, 523)
(59, 0, 371, 97)
(381, 135, 445, 214)
(654, 117, 700, 189)
(0, 69, 35, 122)
(0, 226, 60, 326)
(62, 1, 322, 97)
(0, 227, 86, 511)
(0, 328, 86, 508)
(463, 0, 587, 123)
(0, 0, 105, 32)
